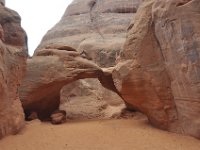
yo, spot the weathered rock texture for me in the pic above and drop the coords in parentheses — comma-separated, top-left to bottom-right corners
(0, 3, 27, 138)
(38, 0, 141, 67)
(0, 0, 5, 6)
(113, 0, 200, 138)
(35, 0, 141, 119)
(20, 47, 103, 119)
(20, 42, 125, 120)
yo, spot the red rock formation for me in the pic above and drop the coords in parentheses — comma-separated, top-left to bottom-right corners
(38, 0, 141, 67)
(0, 2, 27, 138)
(35, 0, 141, 119)
(113, 0, 200, 138)
(19, 47, 104, 119)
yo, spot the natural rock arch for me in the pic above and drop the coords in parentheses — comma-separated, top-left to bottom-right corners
(19, 46, 119, 119)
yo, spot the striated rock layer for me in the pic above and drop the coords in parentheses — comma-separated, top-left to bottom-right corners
(113, 0, 200, 138)
(34, 0, 141, 119)
(38, 0, 141, 67)
(0, 2, 27, 138)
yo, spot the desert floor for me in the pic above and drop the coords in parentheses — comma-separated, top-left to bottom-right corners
(0, 117, 200, 150)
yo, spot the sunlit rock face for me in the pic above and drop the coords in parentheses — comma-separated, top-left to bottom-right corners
(0, 2, 27, 138)
(35, 0, 141, 119)
(113, 0, 200, 139)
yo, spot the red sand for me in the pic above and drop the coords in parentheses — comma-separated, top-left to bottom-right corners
(0, 118, 200, 150)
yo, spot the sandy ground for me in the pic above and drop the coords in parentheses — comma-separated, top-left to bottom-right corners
(0, 118, 200, 150)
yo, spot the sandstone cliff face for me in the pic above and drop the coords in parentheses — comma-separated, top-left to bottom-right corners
(113, 0, 200, 138)
(38, 0, 140, 67)
(0, 2, 27, 138)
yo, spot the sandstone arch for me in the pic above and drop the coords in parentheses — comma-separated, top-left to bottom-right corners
(19, 46, 119, 119)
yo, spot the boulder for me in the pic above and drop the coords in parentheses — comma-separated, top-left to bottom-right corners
(50, 110, 66, 125)
(113, 0, 200, 138)
(0, 3, 27, 138)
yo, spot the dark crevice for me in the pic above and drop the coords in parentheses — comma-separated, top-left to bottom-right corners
(176, 0, 192, 7)
(89, 0, 97, 23)
(103, 7, 137, 14)
(88, 0, 96, 11)
(89, 0, 105, 40)
(152, 22, 166, 62)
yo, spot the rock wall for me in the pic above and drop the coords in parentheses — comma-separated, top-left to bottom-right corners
(35, 0, 141, 119)
(0, 2, 27, 138)
(37, 0, 140, 67)
(113, 0, 200, 138)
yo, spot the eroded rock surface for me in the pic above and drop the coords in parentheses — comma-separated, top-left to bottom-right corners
(0, 3, 27, 138)
(0, 0, 5, 6)
(20, 47, 103, 119)
(38, 0, 141, 67)
(34, 0, 141, 119)
(113, 0, 200, 138)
